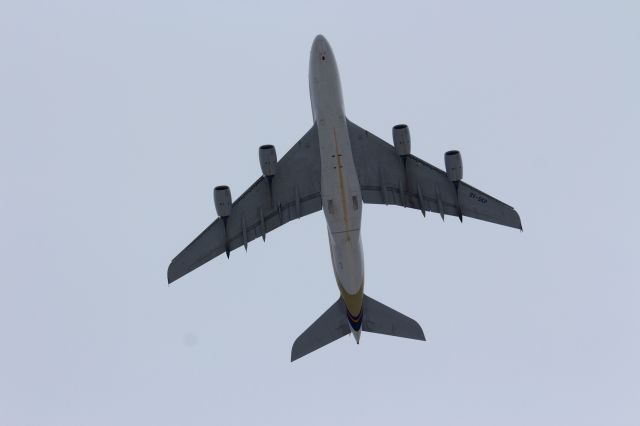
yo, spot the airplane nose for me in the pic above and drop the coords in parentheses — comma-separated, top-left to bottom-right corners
(312, 34, 328, 50)
(312, 34, 331, 58)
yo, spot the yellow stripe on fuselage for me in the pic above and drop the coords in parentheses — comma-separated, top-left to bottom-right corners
(337, 278, 364, 317)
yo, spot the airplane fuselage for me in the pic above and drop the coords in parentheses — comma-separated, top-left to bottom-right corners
(309, 35, 364, 340)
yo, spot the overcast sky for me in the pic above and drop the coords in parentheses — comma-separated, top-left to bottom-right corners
(1, 1, 639, 425)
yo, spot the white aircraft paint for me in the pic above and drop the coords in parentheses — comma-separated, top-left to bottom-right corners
(309, 35, 364, 341)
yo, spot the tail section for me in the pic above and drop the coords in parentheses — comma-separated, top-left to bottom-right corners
(291, 294, 425, 361)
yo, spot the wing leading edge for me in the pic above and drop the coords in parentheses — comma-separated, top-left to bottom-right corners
(168, 125, 322, 284)
(347, 120, 522, 230)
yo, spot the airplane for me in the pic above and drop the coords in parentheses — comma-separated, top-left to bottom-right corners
(167, 34, 522, 361)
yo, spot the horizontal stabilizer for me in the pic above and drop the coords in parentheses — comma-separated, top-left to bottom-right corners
(362, 295, 426, 341)
(291, 299, 350, 362)
(291, 295, 425, 361)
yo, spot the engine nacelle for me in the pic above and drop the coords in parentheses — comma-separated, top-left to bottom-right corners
(392, 124, 411, 156)
(213, 185, 232, 217)
(444, 150, 463, 181)
(259, 145, 278, 177)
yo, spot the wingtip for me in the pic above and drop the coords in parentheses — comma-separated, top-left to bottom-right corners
(415, 323, 427, 341)
(167, 264, 174, 285)
(167, 261, 183, 285)
(290, 337, 303, 362)
(514, 209, 523, 232)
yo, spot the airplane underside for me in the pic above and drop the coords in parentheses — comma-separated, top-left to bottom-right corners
(167, 35, 522, 361)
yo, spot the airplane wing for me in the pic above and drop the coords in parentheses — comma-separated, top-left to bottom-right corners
(347, 120, 522, 230)
(168, 125, 322, 284)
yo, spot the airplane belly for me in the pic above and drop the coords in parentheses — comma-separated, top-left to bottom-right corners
(310, 34, 365, 316)
(317, 122, 362, 231)
(317, 118, 365, 319)
(318, 117, 365, 311)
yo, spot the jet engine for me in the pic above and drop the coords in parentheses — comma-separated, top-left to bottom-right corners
(213, 185, 232, 217)
(259, 145, 278, 177)
(444, 150, 463, 181)
(392, 124, 411, 156)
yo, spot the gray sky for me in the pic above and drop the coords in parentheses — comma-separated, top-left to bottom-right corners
(1, 1, 639, 425)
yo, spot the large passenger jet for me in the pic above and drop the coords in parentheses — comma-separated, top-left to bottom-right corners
(168, 35, 522, 361)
